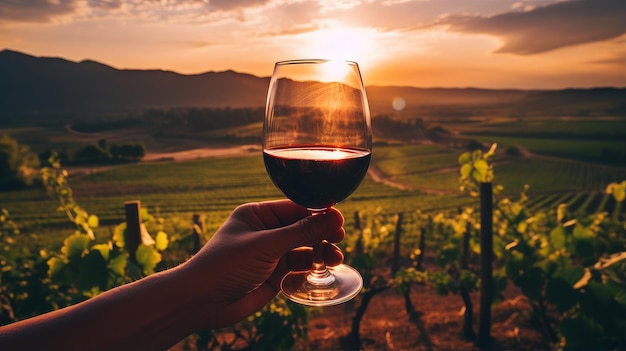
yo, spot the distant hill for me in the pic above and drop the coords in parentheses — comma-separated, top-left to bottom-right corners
(1, 49, 624, 119)
(0, 49, 269, 115)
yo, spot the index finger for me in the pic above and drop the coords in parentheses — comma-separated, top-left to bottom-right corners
(240, 200, 310, 228)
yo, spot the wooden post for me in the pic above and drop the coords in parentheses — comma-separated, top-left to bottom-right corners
(192, 214, 203, 253)
(124, 200, 142, 263)
(461, 217, 476, 340)
(477, 182, 493, 347)
(391, 212, 403, 276)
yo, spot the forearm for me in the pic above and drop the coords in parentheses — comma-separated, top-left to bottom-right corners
(0, 263, 212, 351)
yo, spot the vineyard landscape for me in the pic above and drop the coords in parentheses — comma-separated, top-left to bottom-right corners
(1, 51, 626, 350)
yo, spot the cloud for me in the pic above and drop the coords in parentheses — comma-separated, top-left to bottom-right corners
(209, 0, 270, 11)
(0, 0, 272, 24)
(0, 0, 79, 22)
(436, 0, 626, 54)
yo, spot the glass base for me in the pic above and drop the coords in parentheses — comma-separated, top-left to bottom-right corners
(280, 264, 363, 306)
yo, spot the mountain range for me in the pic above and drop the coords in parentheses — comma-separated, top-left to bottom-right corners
(1, 49, 624, 118)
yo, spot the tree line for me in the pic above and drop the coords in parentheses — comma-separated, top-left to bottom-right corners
(0, 134, 145, 190)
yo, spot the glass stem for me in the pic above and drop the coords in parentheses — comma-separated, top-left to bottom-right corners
(307, 211, 335, 286)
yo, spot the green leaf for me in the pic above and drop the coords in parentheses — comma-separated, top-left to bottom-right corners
(560, 315, 604, 351)
(549, 226, 566, 249)
(61, 233, 91, 261)
(47, 256, 66, 279)
(573, 224, 593, 240)
(155, 231, 169, 251)
(606, 181, 626, 202)
(471, 149, 482, 162)
(517, 267, 545, 301)
(554, 265, 585, 286)
(459, 270, 478, 291)
(107, 253, 127, 277)
(586, 281, 616, 305)
(91, 244, 110, 261)
(113, 223, 126, 248)
(88, 215, 99, 228)
(136, 245, 161, 275)
(76, 250, 108, 293)
(574, 238, 595, 260)
(460, 163, 472, 179)
(458, 152, 471, 165)
(140, 207, 152, 222)
(545, 278, 578, 312)
(472, 159, 488, 182)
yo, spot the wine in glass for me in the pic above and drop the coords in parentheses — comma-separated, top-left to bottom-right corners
(263, 59, 372, 306)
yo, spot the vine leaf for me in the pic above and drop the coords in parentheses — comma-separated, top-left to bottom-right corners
(606, 181, 626, 202)
(136, 245, 161, 275)
(61, 233, 90, 261)
(155, 231, 169, 251)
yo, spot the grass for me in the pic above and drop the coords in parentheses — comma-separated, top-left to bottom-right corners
(2, 114, 626, 245)
(3, 142, 623, 238)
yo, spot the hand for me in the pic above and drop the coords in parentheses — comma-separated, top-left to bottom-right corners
(184, 199, 345, 329)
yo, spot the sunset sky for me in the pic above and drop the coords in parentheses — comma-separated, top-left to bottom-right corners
(1, 0, 625, 89)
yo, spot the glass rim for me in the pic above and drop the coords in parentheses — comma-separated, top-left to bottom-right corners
(275, 58, 359, 66)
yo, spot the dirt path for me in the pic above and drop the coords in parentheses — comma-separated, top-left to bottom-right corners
(368, 164, 458, 195)
(66, 144, 260, 177)
(142, 144, 260, 162)
(367, 164, 414, 191)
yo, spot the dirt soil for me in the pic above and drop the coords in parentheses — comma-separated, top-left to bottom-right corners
(177, 282, 551, 351)
(294, 284, 551, 351)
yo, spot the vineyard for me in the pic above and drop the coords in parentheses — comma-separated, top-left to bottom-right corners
(3, 143, 624, 233)
(1, 139, 626, 350)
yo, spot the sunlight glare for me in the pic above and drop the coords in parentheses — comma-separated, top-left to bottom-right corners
(318, 60, 352, 82)
(300, 26, 377, 66)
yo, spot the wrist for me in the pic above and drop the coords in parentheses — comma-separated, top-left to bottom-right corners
(171, 259, 223, 330)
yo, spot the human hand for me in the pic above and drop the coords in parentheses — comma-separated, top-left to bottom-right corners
(183, 199, 345, 329)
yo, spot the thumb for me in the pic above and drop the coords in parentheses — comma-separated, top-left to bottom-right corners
(273, 208, 345, 252)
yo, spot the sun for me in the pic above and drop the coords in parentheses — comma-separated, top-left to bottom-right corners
(297, 26, 380, 67)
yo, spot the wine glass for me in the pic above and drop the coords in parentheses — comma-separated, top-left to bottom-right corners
(263, 59, 372, 306)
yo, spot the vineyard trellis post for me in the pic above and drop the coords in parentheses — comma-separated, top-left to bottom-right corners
(461, 211, 476, 341)
(477, 182, 493, 348)
(124, 200, 142, 263)
(192, 214, 203, 253)
(391, 212, 403, 275)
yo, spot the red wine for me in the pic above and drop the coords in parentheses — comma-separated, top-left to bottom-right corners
(264, 146, 371, 210)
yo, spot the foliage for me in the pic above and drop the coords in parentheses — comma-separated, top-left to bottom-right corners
(458, 143, 497, 194)
(495, 187, 626, 350)
(2, 135, 626, 348)
(345, 208, 397, 290)
(196, 297, 308, 350)
(389, 147, 626, 349)
(606, 180, 626, 203)
(41, 153, 170, 296)
(0, 208, 65, 325)
(0, 134, 40, 190)
(428, 209, 483, 297)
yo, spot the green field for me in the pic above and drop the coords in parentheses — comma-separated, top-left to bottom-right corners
(2, 144, 624, 240)
(2, 114, 626, 243)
